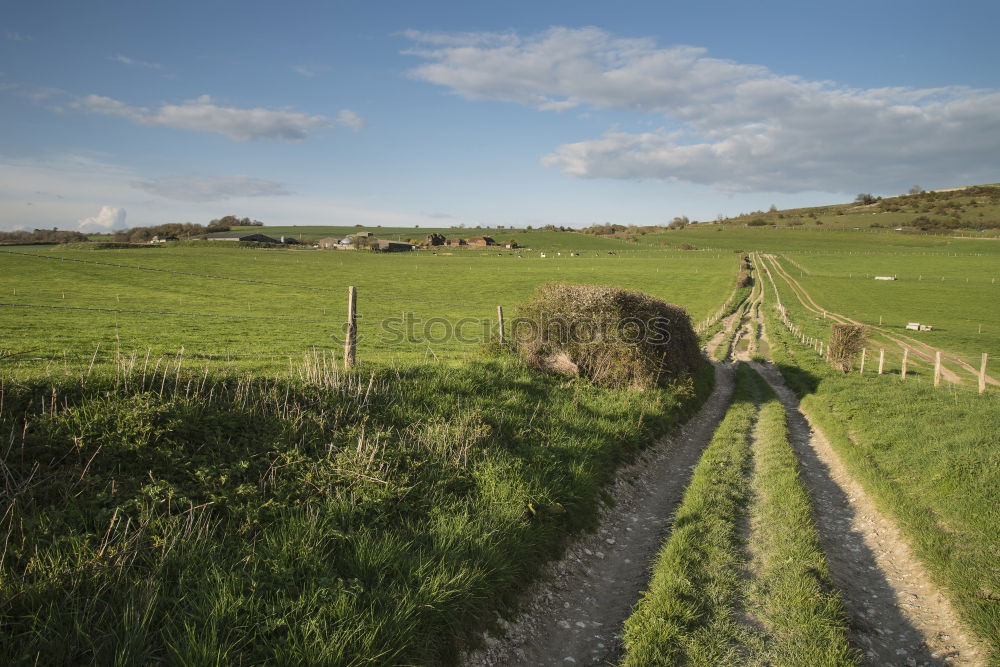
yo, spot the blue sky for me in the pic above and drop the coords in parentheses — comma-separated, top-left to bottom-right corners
(2, 0, 998, 232)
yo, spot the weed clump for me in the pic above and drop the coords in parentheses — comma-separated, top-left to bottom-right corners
(828, 323, 868, 372)
(516, 283, 702, 390)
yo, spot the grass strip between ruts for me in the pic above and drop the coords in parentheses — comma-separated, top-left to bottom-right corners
(622, 363, 758, 664)
(746, 373, 859, 665)
(622, 363, 857, 665)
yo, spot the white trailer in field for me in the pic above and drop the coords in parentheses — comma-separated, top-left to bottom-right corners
(874, 276, 897, 281)
(906, 322, 934, 331)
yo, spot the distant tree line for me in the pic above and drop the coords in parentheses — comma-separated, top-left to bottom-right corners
(209, 215, 264, 228)
(0, 228, 90, 244)
(101, 215, 267, 243)
(102, 222, 218, 243)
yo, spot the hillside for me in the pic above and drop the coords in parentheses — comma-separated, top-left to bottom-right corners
(713, 184, 1000, 233)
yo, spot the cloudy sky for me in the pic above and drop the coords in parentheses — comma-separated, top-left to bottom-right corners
(2, 0, 998, 232)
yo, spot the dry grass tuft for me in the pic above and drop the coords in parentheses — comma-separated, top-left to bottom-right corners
(829, 323, 868, 372)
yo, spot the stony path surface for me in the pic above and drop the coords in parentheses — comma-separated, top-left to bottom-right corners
(750, 360, 987, 666)
(463, 362, 736, 667)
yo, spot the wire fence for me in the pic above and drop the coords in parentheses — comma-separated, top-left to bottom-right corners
(756, 254, 995, 395)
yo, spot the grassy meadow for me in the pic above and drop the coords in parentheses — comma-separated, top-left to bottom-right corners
(0, 351, 713, 664)
(2, 202, 999, 663)
(775, 252, 999, 374)
(0, 238, 737, 376)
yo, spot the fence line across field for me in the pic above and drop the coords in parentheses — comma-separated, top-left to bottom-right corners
(757, 253, 993, 395)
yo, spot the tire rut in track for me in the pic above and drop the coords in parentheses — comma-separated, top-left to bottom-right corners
(749, 360, 988, 666)
(464, 362, 737, 667)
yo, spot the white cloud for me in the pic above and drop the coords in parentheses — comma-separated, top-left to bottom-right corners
(0, 77, 66, 103)
(292, 65, 322, 77)
(405, 27, 1000, 193)
(336, 109, 366, 131)
(132, 174, 291, 201)
(111, 54, 162, 69)
(77, 205, 127, 232)
(72, 93, 330, 141)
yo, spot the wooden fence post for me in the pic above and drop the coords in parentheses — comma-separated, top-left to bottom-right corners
(878, 349, 885, 375)
(497, 305, 506, 346)
(344, 286, 356, 370)
(934, 351, 941, 387)
(901, 348, 908, 380)
(981, 353, 989, 395)
(859, 348, 866, 375)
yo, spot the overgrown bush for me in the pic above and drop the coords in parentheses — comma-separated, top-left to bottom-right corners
(736, 271, 753, 288)
(516, 284, 702, 390)
(828, 323, 868, 372)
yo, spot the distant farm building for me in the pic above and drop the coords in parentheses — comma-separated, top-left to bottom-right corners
(149, 234, 178, 243)
(424, 233, 447, 246)
(466, 236, 496, 247)
(906, 322, 934, 331)
(375, 240, 414, 253)
(316, 237, 339, 248)
(203, 232, 280, 243)
(445, 238, 467, 247)
(338, 233, 376, 248)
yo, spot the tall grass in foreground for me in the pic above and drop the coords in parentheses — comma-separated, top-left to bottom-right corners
(622, 364, 856, 665)
(0, 352, 712, 665)
(764, 300, 1000, 661)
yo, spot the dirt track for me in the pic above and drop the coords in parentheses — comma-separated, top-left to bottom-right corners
(466, 271, 987, 666)
(751, 360, 986, 666)
(463, 362, 736, 666)
(740, 293, 986, 665)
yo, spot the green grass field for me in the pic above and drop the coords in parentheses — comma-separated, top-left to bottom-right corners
(0, 353, 713, 664)
(2, 204, 999, 663)
(0, 240, 737, 375)
(776, 252, 998, 370)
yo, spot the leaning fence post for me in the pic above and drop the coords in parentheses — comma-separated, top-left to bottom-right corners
(878, 349, 885, 375)
(934, 351, 942, 387)
(901, 348, 908, 380)
(859, 348, 866, 375)
(497, 305, 506, 346)
(344, 286, 357, 370)
(981, 353, 989, 394)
